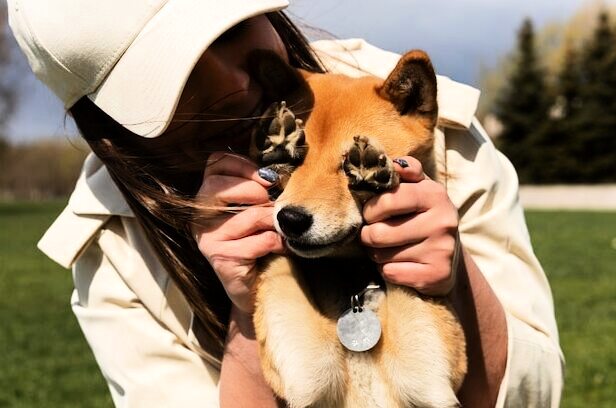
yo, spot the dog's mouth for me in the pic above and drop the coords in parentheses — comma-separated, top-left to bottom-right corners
(286, 226, 360, 258)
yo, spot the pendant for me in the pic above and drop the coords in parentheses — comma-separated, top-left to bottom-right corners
(336, 285, 382, 352)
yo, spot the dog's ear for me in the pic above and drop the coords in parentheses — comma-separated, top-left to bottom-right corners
(377, 50, 438, 127)
(247, 49, 306, 102)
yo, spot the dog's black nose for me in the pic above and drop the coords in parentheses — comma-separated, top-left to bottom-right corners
(277, 206, 313, 238)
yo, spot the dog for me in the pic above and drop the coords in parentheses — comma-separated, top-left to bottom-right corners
(247, 49, 466, 408)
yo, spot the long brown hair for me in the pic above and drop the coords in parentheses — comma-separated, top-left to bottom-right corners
(70, 11, 325, 361)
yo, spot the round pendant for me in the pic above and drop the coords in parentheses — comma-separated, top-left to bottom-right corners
(336, 308, 382, 352)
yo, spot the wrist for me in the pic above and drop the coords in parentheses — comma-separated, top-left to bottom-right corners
(221, 307, 279, 407)
(229, 305, 256, 340)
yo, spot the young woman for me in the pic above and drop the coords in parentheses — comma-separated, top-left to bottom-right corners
(9, 0, 563, 406)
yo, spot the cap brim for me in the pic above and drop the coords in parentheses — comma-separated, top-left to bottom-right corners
(88, 0, 289, 138)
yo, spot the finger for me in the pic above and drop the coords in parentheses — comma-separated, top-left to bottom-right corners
(211, 230, 285, 261)
(393, 156, 427, 182)
(363, 182, 426, 224)
(361, 214, 425, 248)
(379, 262, 454, 296)
(361, 208, 458, 248)
(204, 152, 272, 187)
(197, 176, 270, 205)
(198, 207, 277, 241)
(363, 179, 446, 224)
(368, 235, 456, 264)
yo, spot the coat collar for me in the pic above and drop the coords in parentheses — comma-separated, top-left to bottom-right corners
(69, 153, 134, 217)
(38, 153, 133, 268)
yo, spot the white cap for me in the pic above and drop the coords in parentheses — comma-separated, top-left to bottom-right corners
(8, 0, 289, 137)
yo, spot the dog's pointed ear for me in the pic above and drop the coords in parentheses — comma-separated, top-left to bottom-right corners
(377, 50, 438, 127)
(247, 49, 306, 102)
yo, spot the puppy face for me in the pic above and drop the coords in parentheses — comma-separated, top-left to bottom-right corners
(250, 50, 438, 257)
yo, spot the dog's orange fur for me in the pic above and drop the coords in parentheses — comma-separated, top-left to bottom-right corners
(251, 50, 466, 408)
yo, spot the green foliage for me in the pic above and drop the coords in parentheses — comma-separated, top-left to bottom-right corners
(478, 2, 616, 120)
(574, 11, 616, 182)
(493, 11, 616, 183)
(532, 43, 583, 183)
(494, 19, 550, 183)
(0, 1, 18, 133)
(556, 43, 583, 121)
(0, 201, 112, 408)
(0, 139, 89, 200)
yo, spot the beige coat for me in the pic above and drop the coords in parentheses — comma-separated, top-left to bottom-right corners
(39, 39, 564, 407)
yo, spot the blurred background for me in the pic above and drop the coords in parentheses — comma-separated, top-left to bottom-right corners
(1, 0, 615, 407)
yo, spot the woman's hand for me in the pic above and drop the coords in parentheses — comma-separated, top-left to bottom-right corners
(193, 152, 285, 313)
(360, 156, 460, 296)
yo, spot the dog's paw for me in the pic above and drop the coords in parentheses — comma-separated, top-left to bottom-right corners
(251, 101, 308, 166)
(343, 135, 400, 195)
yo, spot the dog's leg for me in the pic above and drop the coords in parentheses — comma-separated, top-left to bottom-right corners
(378, 285, 463, 407)
(251, 105, 346, 406)
(254, 256, 346, 408)
(342, 138, 464, 407)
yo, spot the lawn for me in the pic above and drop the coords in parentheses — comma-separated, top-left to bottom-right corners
(525, 211, 616, 406)
(0, 201, 112, 408)
(0, 202, 614, 407)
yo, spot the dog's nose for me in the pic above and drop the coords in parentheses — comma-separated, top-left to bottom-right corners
(277, 206, 313, 238)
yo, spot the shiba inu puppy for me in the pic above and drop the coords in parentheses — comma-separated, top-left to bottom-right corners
(248, 49, 466, 408)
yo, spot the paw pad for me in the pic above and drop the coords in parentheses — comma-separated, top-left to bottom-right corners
(343, 136, 399, 195)
(251, 101, 307, 166)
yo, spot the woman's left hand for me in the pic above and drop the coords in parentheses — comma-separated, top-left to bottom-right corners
(360, 156, 460, 296)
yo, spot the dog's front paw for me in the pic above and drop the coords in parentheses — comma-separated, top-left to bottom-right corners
(251, 101, 308, 166)
(343, 135, 400, 196)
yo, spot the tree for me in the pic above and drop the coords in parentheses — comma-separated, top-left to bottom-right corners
(0, 0, 18, 140)
(536, 42, 584, 183)
(478, 2, 616, 120)
(575, 10, 616, 182)
(494, 18, 551, 183)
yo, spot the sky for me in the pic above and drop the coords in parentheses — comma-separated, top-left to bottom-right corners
(5, 0, 612, 142)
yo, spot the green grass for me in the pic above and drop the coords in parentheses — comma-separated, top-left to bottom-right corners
(525, 211, 616, 407)
(0, 202, 614, 407)
(0, 201, 112, 408)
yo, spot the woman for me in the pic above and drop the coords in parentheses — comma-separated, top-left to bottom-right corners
(9, 0, 563, 406)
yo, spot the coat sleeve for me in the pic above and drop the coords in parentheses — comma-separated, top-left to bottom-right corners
(71, 234, 221, 408)
(442, 119, 565, 407)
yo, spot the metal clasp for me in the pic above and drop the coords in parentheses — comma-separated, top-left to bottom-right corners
(351, 284, 381, 313)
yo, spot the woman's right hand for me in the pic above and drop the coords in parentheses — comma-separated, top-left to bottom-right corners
(193, 152, 285, 313)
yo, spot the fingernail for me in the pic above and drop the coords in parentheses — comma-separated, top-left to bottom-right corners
(258, 167, 279, 183)
(393, 158, 409, 168)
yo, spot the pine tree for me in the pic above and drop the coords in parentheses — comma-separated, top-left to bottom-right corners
(536, 42, 584, 183)
(494, 18, 551, 183)
(0, 2, 18, 136)
(558, 43, 584, 120)
(576, 11, 616, 182)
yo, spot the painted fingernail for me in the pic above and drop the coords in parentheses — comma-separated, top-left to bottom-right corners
(393, 158, 409, 168)
(258, 167, 279, 183)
